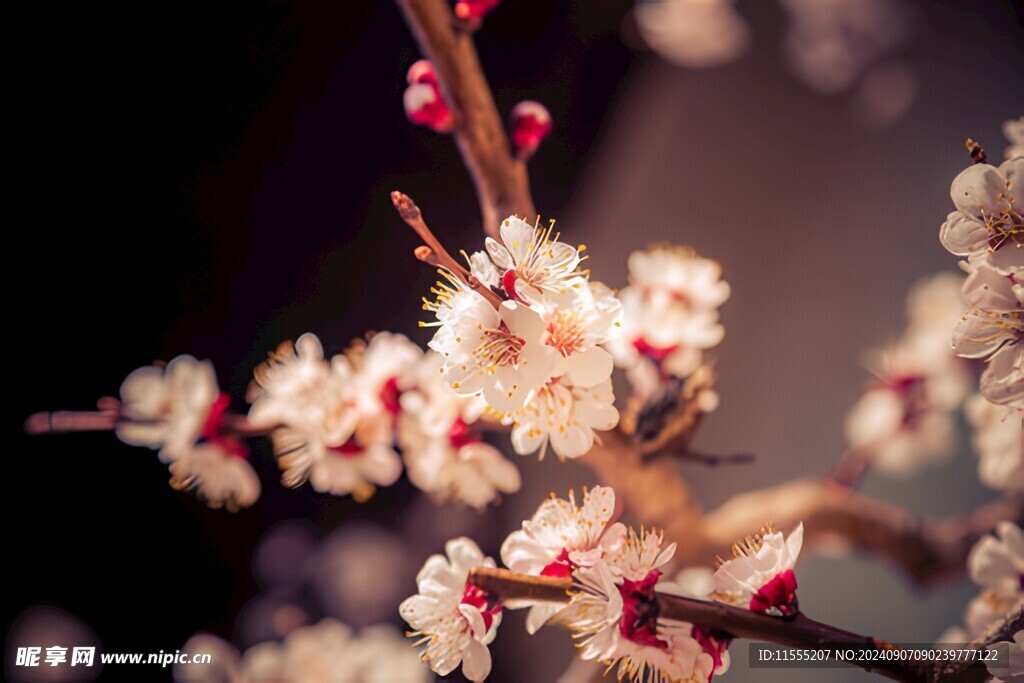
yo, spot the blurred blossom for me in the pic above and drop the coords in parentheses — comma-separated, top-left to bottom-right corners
(6, 606, 101, 682)
(853, 60, 917, 129)
(843, 273, 971, 476)
(965, 394, 1024, 492)
(403, 60, 454, 133)
(253, 521, 316, 591)
(398, 352, 521, 510)
(116, 356, 260, 510)
(235, 594, 310, 648)
(1005, 117, 1024, 160)
(659, 566, 715, 599)
(177, 620, 426, 683)
(634, 0, 749, 69)
(942, 522, 1024, 641)
(780, 0, 913, 94)
(248, 332, 421, 500)
(313, 524, 411, 627)
(509, 100, 552, 161)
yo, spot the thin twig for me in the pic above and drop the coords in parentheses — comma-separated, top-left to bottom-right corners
(391, 190, 505, 308)
(396, 0, 535, 235)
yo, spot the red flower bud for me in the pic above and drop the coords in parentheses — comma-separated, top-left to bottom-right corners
(403, 60, 454, 133)
(454, 0, 500, 26)
(509, 100, 552, 160)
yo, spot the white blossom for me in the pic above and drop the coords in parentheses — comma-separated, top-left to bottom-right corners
(248, 332, 419, 500)
(116, 355, 219, 461)
(712, 523, 803, 617)
(485, 215, 584, 306)
(940, 157, 1024, 277)
(969, 522, 1024, 604)
(966, 395, 1024, 492)
(399, 538, 502, 682)
(609, 245, 730, 381)
(116, 355, 260, 510)
(562, 528, 724, 683)
(987, 629, 1024, 683)
(501, 486, 625, 633)
(509, 377, 619, 460)
(398, 353, 521, 509)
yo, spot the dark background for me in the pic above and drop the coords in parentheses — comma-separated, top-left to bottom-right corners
(9, 1, 1023, 681)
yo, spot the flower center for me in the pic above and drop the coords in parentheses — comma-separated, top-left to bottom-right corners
(200, 393, 249, 459)
(460, 584, 502, 631)
(982, 195, 1023, 251)
(502, 269, 528, 304)
(749, 568, 799, 617)
(546, 309, 587, 357)
(328, 438, 364, 459)
(448, 417, 479, 449)
(474, 322, 525, 372)
(618, 570, 668, 650)
(632, 337, 680, 363)
(379, 376, 402, 415)
(539, 548, 574, 578)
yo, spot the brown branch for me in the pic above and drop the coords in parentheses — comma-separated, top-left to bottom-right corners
(396, 0, 535, 235)
(584, 428, 1023, 587)
(469, 568, 939, 681)
(936, 598, 1023, 682)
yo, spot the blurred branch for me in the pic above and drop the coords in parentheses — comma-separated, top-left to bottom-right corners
(24, 403, 272, 439)
(396, 0, 535, 235)
(584, 428, 1023, 587)
(937, 598, 1023, 681)
(468, 567, 940, 682)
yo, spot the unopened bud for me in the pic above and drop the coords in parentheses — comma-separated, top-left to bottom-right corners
(403, 60, 454, 133)
(509, 101, 552, 160)
(454, 0, 500, 28)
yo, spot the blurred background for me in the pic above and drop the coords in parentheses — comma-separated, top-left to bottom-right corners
(8, 0, 1023, 681)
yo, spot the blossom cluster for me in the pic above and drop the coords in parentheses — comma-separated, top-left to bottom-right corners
(247, 331, 520, 509)
(115, 355, 260, 510)
(938, 153, 1023, 410)
(422, 216, 622, 460)
(399, 485, 804, 682)
(608, 244, 730, 416)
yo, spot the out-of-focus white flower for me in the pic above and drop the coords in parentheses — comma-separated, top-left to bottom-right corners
(844, 273, 971, 475)
(399, 353, 521, 509)
(508, 377, 619, 460)
(1004, 117, 1024, 161)
(987, 629, 1024, 683)
(712, 523, 802, 617)
(609, 245, 729, 384)
(249, 333, 419, 500)
(168, 442, 261, 512)
(635, 0, 749, 70)
(969, 522, 1024, 603)
(116, 355, 219, 461)
(966, 394, 1024, 492)
(564, 525, 724, 683)
(780, 0, 912, 94)
(178, 620, 428, 683)
(399, 538, 502, 682)
(485, 216, 584, 306)
(940, 158, 1024, 277)
(501, 486, 625, 632)
(117, 356, 260, 510)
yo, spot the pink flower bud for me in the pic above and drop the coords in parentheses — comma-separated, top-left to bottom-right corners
(454, 0, 500, 24)
(509, 100, 552, 160)
(403, 60, 454, 133)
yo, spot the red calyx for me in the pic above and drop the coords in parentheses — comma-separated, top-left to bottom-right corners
(632, 337, 680, 363)
(460, 583, 502, 631)
(618, 570, 668, 650)
(448, 417, 480, 449)
(200, 393, 249, 459)
(539, 548, 573, 578)
(749, 569, 799, 617)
